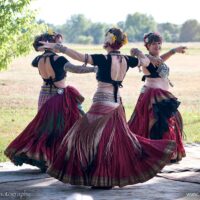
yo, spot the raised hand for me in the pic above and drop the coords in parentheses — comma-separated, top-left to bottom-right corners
(37, 42, 66, 52)
(173, 46, 187, 54)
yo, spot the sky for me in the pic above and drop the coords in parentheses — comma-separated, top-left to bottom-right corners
(31, 0, 200, 25)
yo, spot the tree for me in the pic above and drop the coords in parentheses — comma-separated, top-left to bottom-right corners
(117, 21, 125, 30)
(87, 23, 109, 44)
(58, 15, 110, 44)
(157, 23, 180, 42)
(77, 36, 93, 44)
(0, 0, 43, 71)
(179, 19, 200, 42)
(62, 14, 92, 43)
(124, 13, 156, 42)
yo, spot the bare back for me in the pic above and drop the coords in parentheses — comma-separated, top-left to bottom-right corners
(38, 56, 56, 80)
(38, 55, 67, 88)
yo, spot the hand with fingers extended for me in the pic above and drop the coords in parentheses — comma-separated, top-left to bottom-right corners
(38, 41, 67, 53)
(172, 46, 187, 54)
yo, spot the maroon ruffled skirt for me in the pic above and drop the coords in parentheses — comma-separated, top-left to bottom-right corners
(47, 99, 175, 187)
(4, 85, 84, 171)
(128, 86, 186, 161)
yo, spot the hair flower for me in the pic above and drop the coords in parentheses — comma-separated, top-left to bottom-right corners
(47, 28, 54, 35)
(105, 32, 116, 44)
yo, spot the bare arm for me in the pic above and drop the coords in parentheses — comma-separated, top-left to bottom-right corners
(64, 62, 97, 73)
(161, 46, 187, 61)
(130, 48, 150, 67)
(38, 42, 94, 65)
(58, 45, 94, 65)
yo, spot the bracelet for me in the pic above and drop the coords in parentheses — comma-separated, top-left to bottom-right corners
(82, 54, 89, 67)
(170, 48, 176, 54)
(94, 66, 98, 73)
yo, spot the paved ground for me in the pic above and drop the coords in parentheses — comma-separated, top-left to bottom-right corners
(0, 144, 199, 200)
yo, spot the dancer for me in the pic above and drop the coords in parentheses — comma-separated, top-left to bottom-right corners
(128, 32, 186, 162)
(4, 31, 96, 171)
(39, 28, 175, 188)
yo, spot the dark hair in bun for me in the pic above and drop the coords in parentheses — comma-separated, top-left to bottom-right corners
(33, 32, 62, 51)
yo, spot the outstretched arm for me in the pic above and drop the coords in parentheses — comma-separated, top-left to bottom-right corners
(160, 46, 187, 61)
(64, 62, 97, 73)
(38, 42, 94, 65)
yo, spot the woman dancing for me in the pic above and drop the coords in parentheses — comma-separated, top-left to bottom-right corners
(39, 28, 175, 188)
(128, 32, 186, 162)
(4, 31, 96, 171)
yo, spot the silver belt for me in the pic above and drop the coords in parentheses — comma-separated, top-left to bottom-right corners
(41, 86, 64, 95)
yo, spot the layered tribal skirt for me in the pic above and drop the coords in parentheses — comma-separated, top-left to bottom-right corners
(47, 91, 175, 187)
(128, 86, 186, 161)
(4, 85, 84, 171)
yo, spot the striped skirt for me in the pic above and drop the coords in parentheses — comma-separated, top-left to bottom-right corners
(128, 86, 186, 161)
(5, 85, 84, 171)
(47, 91, 175, 187)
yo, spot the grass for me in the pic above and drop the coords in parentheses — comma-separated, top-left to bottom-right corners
(183, 112, 200, 143)
(0, 43, 200, 162)
(0, 107, 36, 162)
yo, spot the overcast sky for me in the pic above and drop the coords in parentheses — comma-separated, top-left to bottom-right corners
(31, 0, 200, 25)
